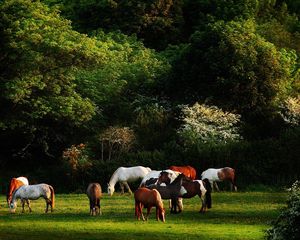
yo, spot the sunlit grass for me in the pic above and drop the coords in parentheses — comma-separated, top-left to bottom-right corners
(0, 192, 285, 240)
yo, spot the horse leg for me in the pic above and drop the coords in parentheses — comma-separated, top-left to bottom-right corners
(177, 198, 183, 213)
(146, 206, 152, 221)
(21, 199, 25, 213)
(26, 199, 32, 212)
(170, 198, 177, 214)
(123, 182, 132, 195)
(27, 200, 32, 212)
(97, 199, 102, 215)
(45, 199, 49, 213)
(199, 196, 206, 213)
(119, 182, 125, 194)
(214, 182, 220, 192)
(230, 179, 237, 192)
(139, 203, 145, 221)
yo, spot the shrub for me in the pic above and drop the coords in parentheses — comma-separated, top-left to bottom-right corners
(266, 180, 300, 239)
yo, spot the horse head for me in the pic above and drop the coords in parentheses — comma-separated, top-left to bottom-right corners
(159, 208, 166, 222)
(157, 171, 171, 185)
(9, 201, 17, 213)
(107, 183, 114, 196)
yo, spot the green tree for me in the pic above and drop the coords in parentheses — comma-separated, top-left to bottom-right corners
(0, 0, 106, 159)
(167, 20, 297, 115)
(48, 0, 185, 50)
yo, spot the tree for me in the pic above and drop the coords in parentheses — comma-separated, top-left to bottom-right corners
(50, 0, 185, 50)
(99, 126, 135, 161)
(0, 0, 106, 159)
(166, 19, 298, 120)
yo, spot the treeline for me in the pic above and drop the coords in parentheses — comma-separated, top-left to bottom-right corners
(0, 0, 299, 192)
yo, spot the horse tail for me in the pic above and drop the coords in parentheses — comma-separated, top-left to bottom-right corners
(203, 178, 212, 208)
(232, 168, 237, 191)
(49, 185, 55, 209)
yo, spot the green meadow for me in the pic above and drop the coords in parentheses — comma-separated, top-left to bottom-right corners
(0, 192, 285, 240)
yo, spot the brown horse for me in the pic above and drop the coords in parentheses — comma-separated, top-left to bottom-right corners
(7, 177, 30, 207)
(134, 188, 165, 222)
(201, 167, 237, 191)
(87, 183, 102, 216)
(169, 165, 197, 180)
(158, 172, 212, 213)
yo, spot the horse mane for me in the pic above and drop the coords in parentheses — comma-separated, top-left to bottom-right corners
(108, 167, 121, 186)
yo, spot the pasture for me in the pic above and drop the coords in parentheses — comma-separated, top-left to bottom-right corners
(0, 192, 285, 240)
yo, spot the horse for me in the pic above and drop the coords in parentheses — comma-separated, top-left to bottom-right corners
(147, 173, 186, 213)
(158, 172, 212, 213)
(7, 176, 29, 206)
(169, 165, 197, 180)
(134, 188, 165, 222)
(87, 183, 102, 216)
(9, 183, 55, 213)
(107, 166, 151, 196)
(139, 169, 180, 187)
(201, 167, 237, 191)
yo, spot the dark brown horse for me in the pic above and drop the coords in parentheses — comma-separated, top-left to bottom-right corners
(148, 173, 186, 213)
(158, 172, 212, 213)
(169, 165, 197, 180)
(201, 167, 237, 191)
(86, 183, 102, 216)
(134, 188, 165, 222)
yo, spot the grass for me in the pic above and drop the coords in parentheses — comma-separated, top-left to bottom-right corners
(0, 192, 285, 240)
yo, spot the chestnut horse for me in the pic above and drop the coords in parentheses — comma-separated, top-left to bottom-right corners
(201, 167, 237, 191)
(158, 172, 212, 213)
(169, 165, 197, 180)
(7, 177, 29, 206)
(87, 183, 102, 216)
(134, 188, 165, 222)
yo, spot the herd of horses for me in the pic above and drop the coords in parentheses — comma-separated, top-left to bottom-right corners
(5, 165, 237, 222)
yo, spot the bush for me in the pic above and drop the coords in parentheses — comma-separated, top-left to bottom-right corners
(266, 181, 300, 240)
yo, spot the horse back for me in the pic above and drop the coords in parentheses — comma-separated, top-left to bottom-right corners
(169, 166, 197, 180)
(220, 167, 235, 180)
(87, 183, 102, 199)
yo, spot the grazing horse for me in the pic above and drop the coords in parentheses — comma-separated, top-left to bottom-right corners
(107, 166, 151, 196)
(201, 167, 237, 191)
(147, 173, 186, 213)
(10, 184, 55, 213)
(134, 188, 165, 222)
(158, 172, 212, 213)
(87, 183, 102, 216)
(139, 169, 180, 187)
(169, 165, 197, 180)
(7, 176, 29, 205)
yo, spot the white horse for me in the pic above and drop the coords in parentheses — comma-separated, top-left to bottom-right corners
(201, 167, 237, 191)
(10, 183, 55, 213)
(107, 166, 151, 196)
(139, 169, 181, 187)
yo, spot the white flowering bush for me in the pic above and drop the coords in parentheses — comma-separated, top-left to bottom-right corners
(178, 103, 242, 145)
(280, 97, 300, 126)
(266, 180, 300, 240)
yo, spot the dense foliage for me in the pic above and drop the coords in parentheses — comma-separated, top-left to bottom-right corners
(0, 0, 299, 192)
(267, 181, 300, 240)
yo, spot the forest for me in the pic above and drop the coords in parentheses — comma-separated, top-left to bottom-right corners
(0, 0, 299, 192)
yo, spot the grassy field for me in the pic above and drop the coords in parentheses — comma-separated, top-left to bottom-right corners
(0, 192, 285, 240)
